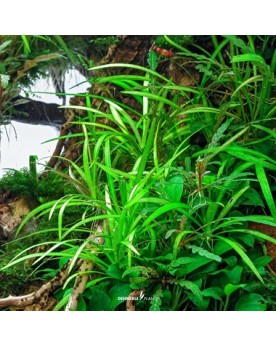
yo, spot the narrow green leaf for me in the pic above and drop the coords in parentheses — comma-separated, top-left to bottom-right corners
(223, 229, 276, 245)
(231, 75, 263, 99)
(121, 241, 140, 256)
(255, 165, 276, 221)
(186, 245, 222, 262)
(231, 53, 267, 67)
(82, 125, 95, 199)
(217, 186, 250, 221)
(21, 35, 31, 54)
(224, 36, 253, 54)
(89, 63, 172, 83)
(253, 124, 276, 138)
(216, 236, 264, 283)
(122, 90, 182, 110)
(147, 50, 158, 71)
(142, 202, 189, 227)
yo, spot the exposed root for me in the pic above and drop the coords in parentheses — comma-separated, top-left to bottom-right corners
(0, 261, 71, 310)
(126, 290, 145, 311)
(0, 223, 104, 311)
(43, 113, 75, 172)
(65, 223, 104, 311)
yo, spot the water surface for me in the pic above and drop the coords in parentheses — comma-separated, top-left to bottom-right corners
(0, 69, 90, 177)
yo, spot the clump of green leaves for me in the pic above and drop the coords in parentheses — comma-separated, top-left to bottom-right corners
(154, 35, 193, 49)
(1, 36, 276, 311)
(0, 168, 37, 197)
(89, 36, 119, 57)
(0, 167, 68, 202)
(0, 233, 44, 298)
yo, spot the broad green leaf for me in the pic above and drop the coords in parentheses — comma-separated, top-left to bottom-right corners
(76, 296, 87, 311)
(107, 263, 123, 280)
(88, 289, 113, 311)
(170, 257, 198, 268)
(214, 240, 232, 256)
(0, 74, 10, 88)
(122, 266, 156, 278)
(235, 293, 267, 311)
(224, 255, 238, 267)
(241, 188, 265, 207)
(129, 276, 151, 290)
(109, 283, 132, 310)
(253, 256, 273, 267)
(164, 175, 184, 203)
(173, 256, 212, 275)
(178, 280, 202, 301)
(233, 233, 255, 247)
(224, 283, 246, 297)
(225, 265, 243, 284)
(202, 287, 224, 301)
(187, 292, 210, 310)
(0, 40, 12, 53)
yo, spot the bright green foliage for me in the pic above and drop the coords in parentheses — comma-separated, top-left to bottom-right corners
(0, 165, 71, 203)
(155, 35, 193, 50)
(0, 35, 275, 311)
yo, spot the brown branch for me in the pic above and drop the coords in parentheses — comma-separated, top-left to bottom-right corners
(0, 222, 105, 310)
(44, 113, 75, 170)
(0, 261, 71, 309)
(65, 223, 105, 311)
(126, 290, 145, 311)
(0, 82, 3, 112)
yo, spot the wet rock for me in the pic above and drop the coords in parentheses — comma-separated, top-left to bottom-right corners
(0, 196, 38, 242)
(12, 96, 65, 126)
(0, 204, 21, 240)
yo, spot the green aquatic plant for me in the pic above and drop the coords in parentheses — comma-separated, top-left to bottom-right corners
(1, 36, 275, 310)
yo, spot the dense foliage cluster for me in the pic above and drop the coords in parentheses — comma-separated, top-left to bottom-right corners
(0, 35, 275, 311)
